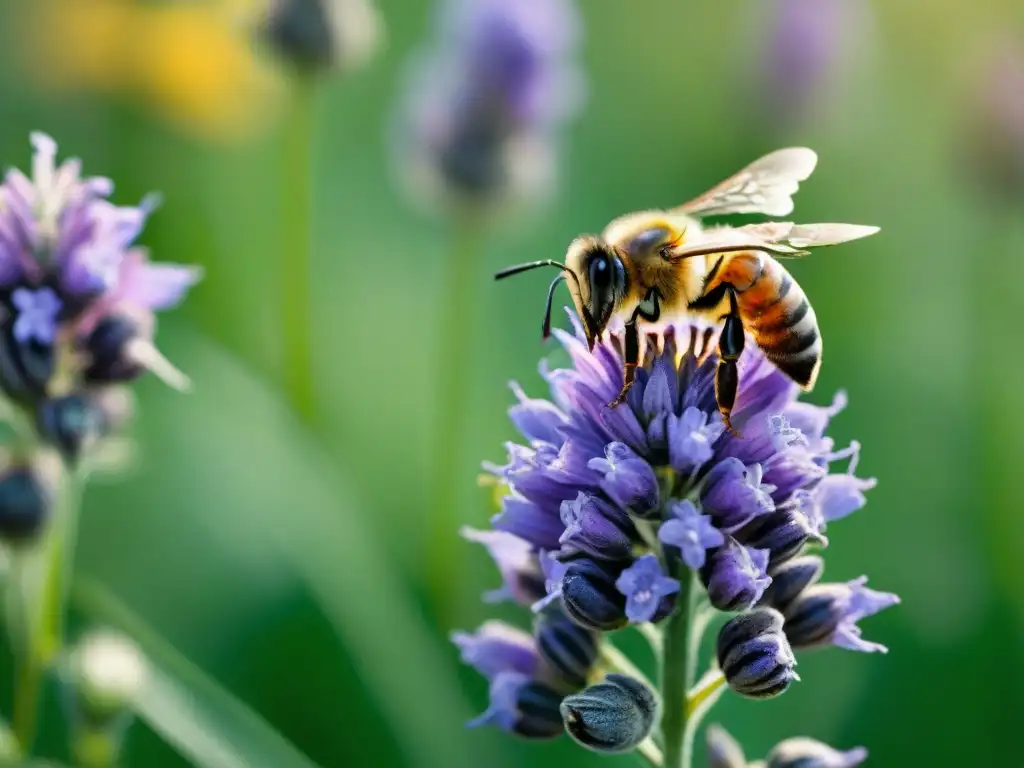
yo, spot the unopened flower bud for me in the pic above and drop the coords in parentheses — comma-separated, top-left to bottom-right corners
(469, 671, 564, 739)
(560, 558, 628, 632)
(535, 611, 599, 690)
(717, 608, 798, 699)
(766, 737, 867, 768)
(36, 394, 107, 462)
(700, 537, 772, 612)
(264, 0, 382, 74)
(0, 461, 52, 544)
(67, 631, 147, 725)
(736, 504, 822, 567)
(760, 555, 824, 613)
(706, 724, 748, 768)
(83, 316, 144, 384)
(560, 673, 657, 754)
(587, 442, 659, 518)
(783, 577, 899, 653)
(0, 321, 54, 402)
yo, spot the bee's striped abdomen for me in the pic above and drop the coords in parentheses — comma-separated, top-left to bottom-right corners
(708, 253, 822, 390)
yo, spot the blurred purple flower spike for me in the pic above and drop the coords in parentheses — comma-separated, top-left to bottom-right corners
(392, 0, 585, 215)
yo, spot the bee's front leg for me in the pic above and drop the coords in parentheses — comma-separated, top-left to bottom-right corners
(607, 316, 639, 408)
(715, 287, 744, 436)
(608, 290, 660, 409)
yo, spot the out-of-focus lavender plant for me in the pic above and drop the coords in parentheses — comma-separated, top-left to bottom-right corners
(392, 0, 585, 616)
(0, 134, 198, 760)
(960, 41, 1024, 206)
(745, 0, 869, 132)
(393, 0, 584, 216)
(455, 311, 898, 765)
(257, 0, 384, 423)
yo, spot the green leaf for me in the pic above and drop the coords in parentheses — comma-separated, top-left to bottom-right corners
(86, 322, 480, 768)
(73, 579, 321, 768)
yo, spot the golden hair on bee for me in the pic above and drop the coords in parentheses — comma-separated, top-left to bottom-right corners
(495, 148, 879, 435)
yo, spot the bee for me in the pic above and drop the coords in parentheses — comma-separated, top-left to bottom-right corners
(495, 148, 878, 434)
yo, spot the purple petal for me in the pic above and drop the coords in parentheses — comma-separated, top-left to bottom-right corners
(460, 527, 542, 605)
(659, 500, 725, 569)
(615, 554, 680, 623)
(451, 621, 538, 679)
(508, 381, 568, 444)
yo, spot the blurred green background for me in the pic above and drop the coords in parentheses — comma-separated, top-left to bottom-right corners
(0, 0, 1022, 765)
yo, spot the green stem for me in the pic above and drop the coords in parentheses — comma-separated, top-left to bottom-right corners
(281, 78, 317, 423)
(660, 567, 696, 768)
(599, 640, 655, 690)
(12, 460, 84, 752)
(427, 221, 482, 619)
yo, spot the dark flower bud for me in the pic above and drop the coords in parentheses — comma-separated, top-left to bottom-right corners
(83, 316, 143, 384)
(469, 672, 564, 739)
(735, 504, 823, 567)
(766, 736, 867, 768)
(36, 394, 107, 462)
(706, 724, 747, 768)
(534, 612, 599, 690)
(560, 558, 628, 632)
(700, 537, 772, 612)
(716, 608, 798, 699)
(587, 442, 660, 518)
(560, 673, 657, 754)
(512, 680, 565, 739)
(782, 578, 899, 654)
(0, 462, 52, 544)
(760, 555, 825, 613)
(0, 323, 54, 402)
(559, 492, 636, 561)
(263, 0, 381, 74)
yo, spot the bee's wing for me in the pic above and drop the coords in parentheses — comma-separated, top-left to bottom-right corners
(663, 222, 879, 261)
(734, 222, 880, 254)
(674, 148, 818, 218)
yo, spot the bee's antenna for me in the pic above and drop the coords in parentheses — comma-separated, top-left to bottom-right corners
(541, 274, 566, 340)
(494, 260, 582, 292)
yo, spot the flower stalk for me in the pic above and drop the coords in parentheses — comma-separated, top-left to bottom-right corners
(428, 220, 483, 616)
(660, 563, 695, 768)
(11, 460, 84, 751)
(281, 78, 318, 422)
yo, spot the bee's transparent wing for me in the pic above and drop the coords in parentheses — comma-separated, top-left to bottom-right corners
(734, 222, 880, 254)
(662, 222, 878, 261)
(675, 148, 818, 218)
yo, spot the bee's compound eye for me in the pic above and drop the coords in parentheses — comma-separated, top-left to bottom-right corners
(589, 254, 612, 290)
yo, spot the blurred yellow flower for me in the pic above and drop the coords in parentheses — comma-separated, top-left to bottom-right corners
(26, 0, 285, 143)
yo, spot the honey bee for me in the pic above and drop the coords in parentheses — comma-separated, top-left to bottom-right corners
(495, 148, 878, 434)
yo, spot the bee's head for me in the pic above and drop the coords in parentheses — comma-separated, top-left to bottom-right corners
(565, 236, 628, 349)
(492, 237, 626, 349)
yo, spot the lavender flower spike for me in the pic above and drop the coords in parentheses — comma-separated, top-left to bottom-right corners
(459, 317, 898, 761)
(0, 134, 199, 459)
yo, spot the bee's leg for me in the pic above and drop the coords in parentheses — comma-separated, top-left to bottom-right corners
(608, 313, 640, 408)
(716, 288, 744, 436)
(608, 290, 661, 409)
